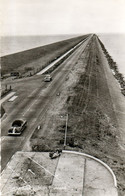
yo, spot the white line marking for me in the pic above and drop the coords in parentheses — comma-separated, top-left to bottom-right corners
(22, 38, 91, 116)
(8, 95, 18, 102)
(28, 89, 38, 98)
(0, 92, 16, 104)
(22, 100, 37, 116)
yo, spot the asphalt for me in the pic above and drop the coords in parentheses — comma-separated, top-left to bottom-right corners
(1, 36, 91, 171)
(1, 151, 118, 196)
(36, 37, 89, 76)
(0, 91, 16, 104)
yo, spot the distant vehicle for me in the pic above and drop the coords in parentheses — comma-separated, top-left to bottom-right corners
(44, 75, 52, 82)
(8, 119, 27, 136)
(10, 72, 20, 77)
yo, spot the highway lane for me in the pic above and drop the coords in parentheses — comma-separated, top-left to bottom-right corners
(1, 35, 92, 171)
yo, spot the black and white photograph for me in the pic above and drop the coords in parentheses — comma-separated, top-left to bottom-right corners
(0, 0, 125, 195)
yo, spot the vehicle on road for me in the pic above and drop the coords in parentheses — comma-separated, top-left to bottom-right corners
(44, 74, 52, 82)
(8, 119, 27, 136)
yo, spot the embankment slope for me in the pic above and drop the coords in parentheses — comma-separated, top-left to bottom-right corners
(1, 34, 89, 76)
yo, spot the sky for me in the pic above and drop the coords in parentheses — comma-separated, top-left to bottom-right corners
(1, 0, 125, 36)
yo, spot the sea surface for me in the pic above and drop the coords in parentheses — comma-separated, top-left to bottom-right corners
(98, 33, 125, 78)
(1, 34, 125, 77)
(0, 35, 78, 56)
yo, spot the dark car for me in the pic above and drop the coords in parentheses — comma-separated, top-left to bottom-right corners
(8, 119, 27, 135)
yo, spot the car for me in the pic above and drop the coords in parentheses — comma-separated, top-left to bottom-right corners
(8, 119, 27, 136)
(44, 74, 52, 82)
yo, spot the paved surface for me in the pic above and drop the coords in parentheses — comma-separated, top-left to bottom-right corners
(36, 38, 88, 75)
(1, 36, 90, 171)
(1, 151, 118, 196)
(8, 95, 18, 102)
(0, 92, 16, 104)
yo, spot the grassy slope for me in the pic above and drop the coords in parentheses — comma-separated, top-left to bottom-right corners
(1, 35, 89, 75)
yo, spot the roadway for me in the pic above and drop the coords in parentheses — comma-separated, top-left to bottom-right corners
(1, 35, 92, 171)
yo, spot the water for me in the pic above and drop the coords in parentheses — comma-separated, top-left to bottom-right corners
(0, 35, 78, 56)
(98, 33, 125, 78)
(1, 34, 125, 77)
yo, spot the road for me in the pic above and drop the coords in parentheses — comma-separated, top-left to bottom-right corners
(1, 35, 92, 171)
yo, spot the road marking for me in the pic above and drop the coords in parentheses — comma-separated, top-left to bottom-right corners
(0, 92, 16, 104)
(22, 89, 39, 116)
(23, 87, 47, 116)
(19, 38, 91, 117)
(8, 95, 18, 102)
(22, 100, 37, 116)
(28, 89, 38, 98)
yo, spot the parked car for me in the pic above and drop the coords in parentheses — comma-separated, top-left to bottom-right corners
(8, 119, 27, 135)
(10, 72, 20, 77)
(44, 75, 52, 82)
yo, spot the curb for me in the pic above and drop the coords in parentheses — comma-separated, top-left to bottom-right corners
(63, 150, 117, 188)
